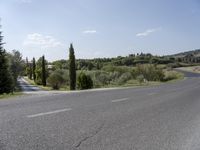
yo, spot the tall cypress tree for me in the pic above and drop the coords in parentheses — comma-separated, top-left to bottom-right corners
(42, 55, 46, 86)
(0, 27, 13, 93)
(29, 63, 32, 80)
(25, 57, 29, 76)
(69, 43, 76, 90)
(32, 57, 36, 81)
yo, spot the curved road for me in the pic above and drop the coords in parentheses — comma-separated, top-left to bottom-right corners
(1, 71, 200, 149)
(18, 77, 43, 93)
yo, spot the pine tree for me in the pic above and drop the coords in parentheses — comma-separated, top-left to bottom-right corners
(32, 57, 36, 81)
(0, 27, 14, 93)
(42, 55, 46, 86)
(69, 43, 76, 90)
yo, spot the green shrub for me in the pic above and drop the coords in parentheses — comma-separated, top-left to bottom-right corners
(163, 71, 182, 81)
(102, 65, 133, 74)
(136, 75, 145, 84)
(135, 64, 164, 81)
(94, 71, 111, 86)
(77, 72, 93, 90)
(117, 72, 132, 85)
(47, 71, 65, 90)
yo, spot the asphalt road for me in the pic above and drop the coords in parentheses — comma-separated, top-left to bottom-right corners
(1, 71, 200, 149)
(18, 77, 42, 93)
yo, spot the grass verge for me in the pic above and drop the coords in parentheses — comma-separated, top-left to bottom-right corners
(0, 82, 23, 99)
(0, 92, 23, 99)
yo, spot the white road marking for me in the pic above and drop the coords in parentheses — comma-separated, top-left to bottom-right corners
(27, 108, 72, 118)
(111, 98, 129, 103)
(148, 93, 157, 96)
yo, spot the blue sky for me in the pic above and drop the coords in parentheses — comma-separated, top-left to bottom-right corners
(0, 0, 200, 61)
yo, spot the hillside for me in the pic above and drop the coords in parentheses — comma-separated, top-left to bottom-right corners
(170, 49, 200, 58)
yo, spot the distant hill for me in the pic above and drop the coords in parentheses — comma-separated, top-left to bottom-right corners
(170, 49, 200, 58)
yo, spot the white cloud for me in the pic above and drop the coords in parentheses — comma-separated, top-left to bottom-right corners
(82, 30, 97, 34)
(136, 27, 161, 37)
(23, 33, 64, 48)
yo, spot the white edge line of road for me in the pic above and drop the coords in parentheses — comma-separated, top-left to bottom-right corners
(111, 98, 129, 103)
(27, 108, 72, 118)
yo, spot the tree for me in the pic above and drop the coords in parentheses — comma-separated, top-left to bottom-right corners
(0, 27, 14, 93)
(35, 57, 47, 85)
(69, 43, 76, 90)
(77, 72, 93, 90)
(47, 70, 65, 90)
(42, 55, 46, 86)
(32, 57, 36, 81)
(25, 57, 29, 76)
(29, 63, 32, 80)
(7, 50, 24, 87)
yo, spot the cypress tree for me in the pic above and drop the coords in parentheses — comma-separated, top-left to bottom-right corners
(32, 57, 36, 81)
(25, 57, 29, 76)
(29, 63, 32, 80)
(42, 55, 46, 86)
(69, 43, 76, 90)
(0, 26, 14, 93)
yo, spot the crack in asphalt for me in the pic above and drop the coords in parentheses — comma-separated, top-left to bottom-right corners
(74, 123, 105, 149)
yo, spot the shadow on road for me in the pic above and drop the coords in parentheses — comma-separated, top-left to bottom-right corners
(18, 77, 42, 92)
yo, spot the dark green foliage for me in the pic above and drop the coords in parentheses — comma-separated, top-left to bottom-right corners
(77, 72, 93, 90)
(69, 44, 76, 90)
(47, 70, 65, 90)
(35, 57, 48, 85)
(42, 55, 46, 86)
(0, 30, 14, 94)
(25, 57, 33, 80)
(52, 59, 68, 70)
(7, 50, 24, 87)
(29, 63, 32, 79)
(32, 57, 36, 81)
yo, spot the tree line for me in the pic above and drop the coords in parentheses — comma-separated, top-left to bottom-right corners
(25, 43, 81, 90)
(0, 25, 191, 94)
(0, 30, 25, 94)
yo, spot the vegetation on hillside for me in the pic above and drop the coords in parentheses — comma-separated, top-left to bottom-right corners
(24, 47, 187, 90)
(0, 23, 194, 93)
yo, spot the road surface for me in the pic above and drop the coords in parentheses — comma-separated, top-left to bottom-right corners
(1, 71, 200, 149)
(18, 77, 42, 93)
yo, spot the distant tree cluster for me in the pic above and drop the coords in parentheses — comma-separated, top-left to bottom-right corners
(51, 52, 178, 72)
(26, 55, 47, 86)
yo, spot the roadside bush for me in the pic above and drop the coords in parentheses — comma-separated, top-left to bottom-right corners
(117, 72, 132, 85)
(77, 72, 93, 90)
(136, 75, 145, 84)
(47, 71, 65, 90)
(163, 71, 182, 81)
(135, 64, 164, 81)
(109, 71, 121, 82)
(94, 71, 111, 86)
(102, 65, 133, 74)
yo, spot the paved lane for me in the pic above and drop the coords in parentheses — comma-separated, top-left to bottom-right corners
(18, 77, 42, 93)
(0, 72, 200, 149)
